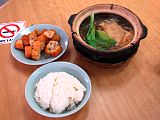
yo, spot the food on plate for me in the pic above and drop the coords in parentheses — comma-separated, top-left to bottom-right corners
(21, 35, 30, 46)
(34, 72, 86, 114)
(25, 46, 32, 58)
(32, 49, 41, 61)
(28, 30, 37, 46)
(43, 30, 56, 38)
(14, 39, 24, 50)
(80, 13, 134, 50)
(14, 29, 62, 60)
(52, 35, 60, 42)
(45, 41, 62, 57)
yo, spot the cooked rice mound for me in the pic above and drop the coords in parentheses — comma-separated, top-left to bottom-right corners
(34, 72, 86, 114)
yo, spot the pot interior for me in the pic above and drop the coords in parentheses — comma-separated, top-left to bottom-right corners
(79, 13, 135, 50)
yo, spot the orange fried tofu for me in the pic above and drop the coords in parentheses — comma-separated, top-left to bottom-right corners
(43, 30, 56, 39)
(45, 41, 62, 57)
(50, 45, 62, 57)
(28, 31, 37, 40)
(36, 35, 48, 50)
(34, 29, 41, 36)
(28, 31, 37, 46)
(14, 39, 24, 50)
(50, 29, 57, 34)
(37, 35, 48, 43)
(32, 41, 41, 51)
(41, 29, 47, 34)
(52, 34, 60, 42)
(25, 46, 32, 58)
(32, 49, 41, 61)
(21, 35, 29, 46)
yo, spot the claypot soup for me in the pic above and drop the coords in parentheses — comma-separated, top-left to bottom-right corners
(79, 13, 134, 50)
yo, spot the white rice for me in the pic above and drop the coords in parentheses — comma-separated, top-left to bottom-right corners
(34, 72, 86, 114)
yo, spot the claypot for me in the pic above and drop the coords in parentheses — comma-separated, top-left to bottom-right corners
(68, 4, 148, 65)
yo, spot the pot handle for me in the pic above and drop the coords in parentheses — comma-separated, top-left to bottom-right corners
(68, 14, 77, 28)
(140, 23, 148, 40)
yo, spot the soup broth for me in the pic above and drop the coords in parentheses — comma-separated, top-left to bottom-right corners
(79, 13, 134, 50)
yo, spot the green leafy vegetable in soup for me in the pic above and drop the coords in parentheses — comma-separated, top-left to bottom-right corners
(85, 13, 117, 50)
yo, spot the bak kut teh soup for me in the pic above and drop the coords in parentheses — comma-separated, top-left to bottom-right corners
(79, 13, 134, 51)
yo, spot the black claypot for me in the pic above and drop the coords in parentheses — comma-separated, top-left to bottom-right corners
(68, 4, 148, 65)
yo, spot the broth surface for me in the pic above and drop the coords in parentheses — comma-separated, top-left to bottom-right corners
(79, 13, 134, 50)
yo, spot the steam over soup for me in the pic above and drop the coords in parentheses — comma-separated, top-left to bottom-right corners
(79, 13, 134, 50)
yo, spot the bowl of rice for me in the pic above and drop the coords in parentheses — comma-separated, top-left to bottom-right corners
(25, 62, 91, 118)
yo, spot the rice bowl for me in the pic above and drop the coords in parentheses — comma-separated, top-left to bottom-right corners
(25, 62, 91, 118)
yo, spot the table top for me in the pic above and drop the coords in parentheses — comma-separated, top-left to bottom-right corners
(0, 0, 160, 120)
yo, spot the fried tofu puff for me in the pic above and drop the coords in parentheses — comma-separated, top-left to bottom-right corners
(45, 41, 62, 57)
(15, 39, 24, 50)
(36, 35, 48, 50)
(21, 35, 29, 46)
(28, 31, 37, 46)
(32, 41, 41, 60)
(25, 46, 32, 59)
(32, 41, 41, 51)
(50, 29, 56, 34)
(52, 35, 60, 42)
(43, 30, 56, 39)
(34, 29, 41, 36)
(40, 29, 47, 35)
(32, 49, 41, 61)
